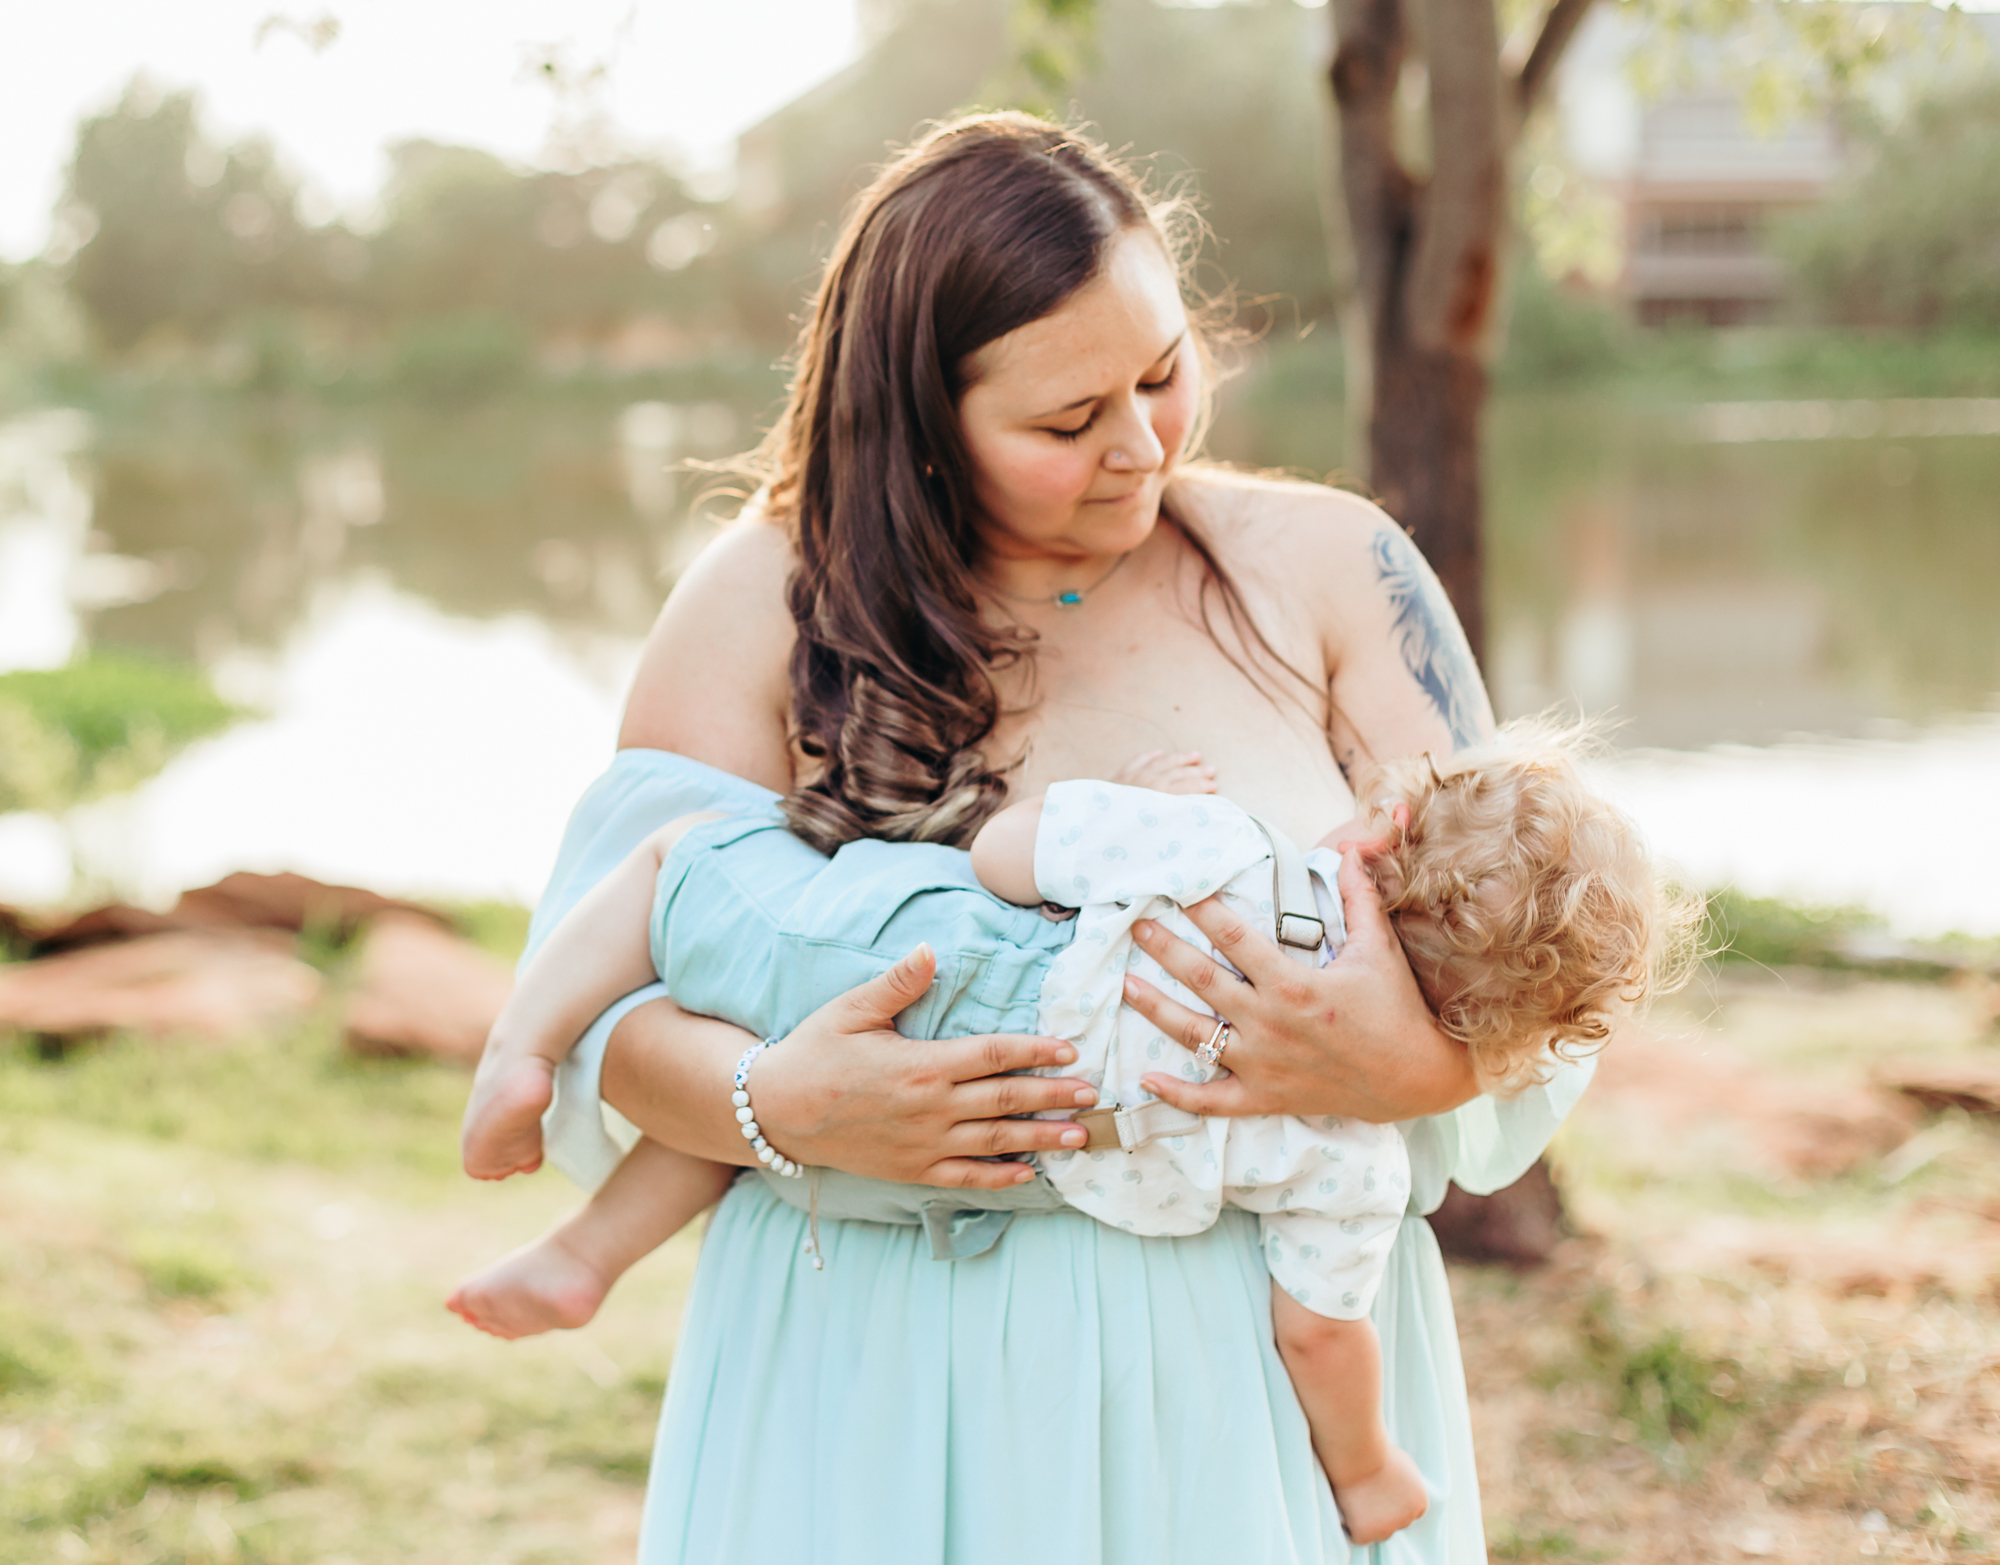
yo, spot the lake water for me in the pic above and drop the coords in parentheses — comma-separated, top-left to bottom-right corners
(1, 378, 1996, 933)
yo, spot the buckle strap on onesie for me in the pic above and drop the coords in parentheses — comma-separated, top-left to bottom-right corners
(1068, 811, 1325, 1158)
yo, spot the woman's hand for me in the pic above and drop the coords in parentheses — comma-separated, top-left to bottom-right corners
(1126, 850, 1476, 1124)
(747, 945, 1098, 1189)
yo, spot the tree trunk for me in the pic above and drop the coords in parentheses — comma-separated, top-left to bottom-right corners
(1327, 0, 1595, 1261)
(1427, 1158, 1570, 1266)
(1369, 346, 1488, 662)
(1330, 0, 1503, 662)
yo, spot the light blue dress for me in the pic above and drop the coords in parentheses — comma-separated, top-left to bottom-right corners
(535, 750, 1592, 1565)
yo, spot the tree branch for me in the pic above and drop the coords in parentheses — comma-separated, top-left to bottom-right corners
(1512, 0, 1597, 118)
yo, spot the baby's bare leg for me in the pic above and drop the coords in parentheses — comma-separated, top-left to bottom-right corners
(461, 812, 723, 1180)
(1270, 1286, 1429, 1544)
(448, 1139, 736, 1340)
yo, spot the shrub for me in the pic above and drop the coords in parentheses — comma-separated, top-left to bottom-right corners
(1776, 79, 2000, 331)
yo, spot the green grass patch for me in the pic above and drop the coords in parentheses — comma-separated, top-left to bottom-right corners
(0, 1013, 467, 1185)
(1557, 1290, 1753, 1465)
(439, 898, 533, 965)
(0, 1307, 82, 1401)
(127, 1232, 259, 1306)
(1704, 889, 1884, 972)
(54, 1433, 328, 1531)
(1491, 1525, 1608, 1562)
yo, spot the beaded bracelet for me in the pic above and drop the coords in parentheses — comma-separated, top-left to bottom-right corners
(733, 1037, 805, 1178)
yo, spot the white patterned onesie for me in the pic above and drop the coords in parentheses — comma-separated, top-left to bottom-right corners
(1034, 780, 1409, 1320)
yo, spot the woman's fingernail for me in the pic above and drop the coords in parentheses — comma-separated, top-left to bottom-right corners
(1055, 1044, 1077, 1064)
(1013, 1167, 1034, 1184)
(1061, 1127, 1087, 1147)
(1133, 920, 1154, 943)
(1073, 1087, 1097, 1107)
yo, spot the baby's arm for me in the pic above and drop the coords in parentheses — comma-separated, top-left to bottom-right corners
(969, 795, 1046, 906)
(461, 811, 723, 1180)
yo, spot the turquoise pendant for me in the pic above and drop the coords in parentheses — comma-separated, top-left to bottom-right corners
(1055, 590, 1084, 607)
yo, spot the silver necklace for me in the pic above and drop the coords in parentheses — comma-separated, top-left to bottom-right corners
(986, 549, 1133, 610)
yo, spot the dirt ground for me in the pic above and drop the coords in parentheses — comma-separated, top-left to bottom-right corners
(1466, 971, 2000, 1564)
(1, 968, 1995, 1563)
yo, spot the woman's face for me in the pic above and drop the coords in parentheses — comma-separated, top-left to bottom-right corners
(956, 227, 1199, 569)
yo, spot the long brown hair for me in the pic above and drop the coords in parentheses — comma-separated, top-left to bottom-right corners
(751, 113, 1264, 852)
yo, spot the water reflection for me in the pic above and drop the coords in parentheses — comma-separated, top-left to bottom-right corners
(0, 384, 1994, 925)
(24, 394, 756, 682)
(1483, 396, 2000, 746)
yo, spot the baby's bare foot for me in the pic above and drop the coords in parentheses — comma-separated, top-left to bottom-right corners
(446, 1231, 610, 1340)
(1332, 1445, 1429, 1545)
(1110, 749, 1217, 796)
(461, 1053, 556, 1180)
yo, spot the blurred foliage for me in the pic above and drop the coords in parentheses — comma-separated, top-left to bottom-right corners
(1776, 78, 2000, 332)
(1701, 887, 1882, 971)
(1619, 0, 1958, 131)
(388, 310, 535, 401)
(0, 651, 243, 816)
(27, 0, 2000, 397)
(1496, 264, 1634, 387)
(45, 86, 739, 393)
(62, 83, 354, 356)
(37, 0, 1336, 377)
(994, 0, 1102, 113)
(440, 899, 534, 964)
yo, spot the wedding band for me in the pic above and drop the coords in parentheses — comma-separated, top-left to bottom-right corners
(1195, 1018, 1232, 1069)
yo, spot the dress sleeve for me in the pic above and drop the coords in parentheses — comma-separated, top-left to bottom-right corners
(1399, 1054, 1596, 1213)
(536, 749, 783, 1191)
(1033, 781, 1271, 908)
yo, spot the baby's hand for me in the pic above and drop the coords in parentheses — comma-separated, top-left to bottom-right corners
(1111, 750, 1217, 796)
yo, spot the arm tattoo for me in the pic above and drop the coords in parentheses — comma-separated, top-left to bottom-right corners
(1371, 530, 1484, 751)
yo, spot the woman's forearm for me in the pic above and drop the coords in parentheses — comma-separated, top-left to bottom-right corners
(600, 997, 763, 1167)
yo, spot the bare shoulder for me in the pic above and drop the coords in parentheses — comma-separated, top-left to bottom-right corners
(1172, 467, 1399, 644)
(1177, 467, 1391, 568)
(672, 513, 794, 610)
(617, 517, 796, 787)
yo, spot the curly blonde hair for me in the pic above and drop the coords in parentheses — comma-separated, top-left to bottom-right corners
(1355, 720, 1702, 1095)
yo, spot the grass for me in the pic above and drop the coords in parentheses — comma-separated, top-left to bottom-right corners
(0, 1017, 468, 1183)
(0, 1006, 700, 1564)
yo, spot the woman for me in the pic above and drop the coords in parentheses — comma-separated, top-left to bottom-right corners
(530, 115, 1588, 1562)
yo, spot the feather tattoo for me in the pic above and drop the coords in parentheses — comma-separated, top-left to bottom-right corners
(1372, 530, 1484, 750)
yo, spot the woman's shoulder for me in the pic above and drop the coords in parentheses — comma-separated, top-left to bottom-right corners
(1171, 465, 1396, 599)
(617, 514, 797, 781)
(653, 512, 796, 655)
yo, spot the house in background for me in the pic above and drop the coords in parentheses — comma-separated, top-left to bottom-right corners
(1556, 17, 1845, 326)
(1617, 91, 1844, 326)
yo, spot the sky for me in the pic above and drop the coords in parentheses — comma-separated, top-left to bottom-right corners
(0, 0, 862, 262)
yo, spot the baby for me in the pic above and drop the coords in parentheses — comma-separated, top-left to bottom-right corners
(451, 721, 1689, 1544)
